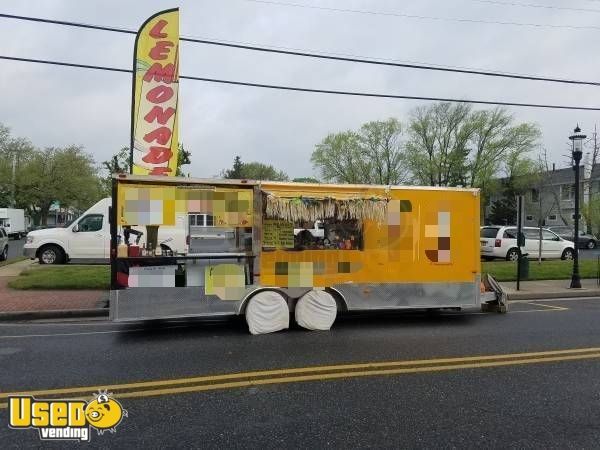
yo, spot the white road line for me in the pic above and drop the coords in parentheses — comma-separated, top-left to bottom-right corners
(0, 324, 193, 339)
(510, 296, 600, 303)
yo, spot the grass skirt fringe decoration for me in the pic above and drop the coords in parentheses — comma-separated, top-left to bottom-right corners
(265, 195, 388, 223)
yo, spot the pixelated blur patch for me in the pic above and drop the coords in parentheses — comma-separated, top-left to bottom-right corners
(275, 261, 288, 275)
(313, 261, 326, 275)
(205, 264, 246, 301)
(337, 261, 362, 273)
(387, 200, 413, 261)
(338, 262, 351, 273)
(121, 186, 176, 225)
(287, 262, 313, 287)
(425, 210, 451, 263)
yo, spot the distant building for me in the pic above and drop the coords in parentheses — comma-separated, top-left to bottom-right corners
(485, 160, 599, 228)
(45, 202, 78, 227)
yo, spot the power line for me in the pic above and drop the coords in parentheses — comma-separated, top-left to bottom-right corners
(243, 0, 600, 30)
(0, 13, 598, 87)
(181, 36, 600, 87)
(472, 0, 600, 14)
(2, 54, 599, 111)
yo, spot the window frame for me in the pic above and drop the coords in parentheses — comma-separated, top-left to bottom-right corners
(75, 214, 103, 233)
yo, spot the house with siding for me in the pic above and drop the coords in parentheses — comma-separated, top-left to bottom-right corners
(485, 162, 599, 229)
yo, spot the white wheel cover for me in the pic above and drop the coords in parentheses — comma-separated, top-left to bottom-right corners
(245, 291, 289, 335)
(295, 290, 337, 331)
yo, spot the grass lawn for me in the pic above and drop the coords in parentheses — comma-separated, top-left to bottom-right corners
(482, 259, 598, 282)
(0, 256, 27, 268)
(8, 265, 110, 290)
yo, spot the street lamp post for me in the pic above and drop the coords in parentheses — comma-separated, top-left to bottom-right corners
(569, 125, 586, 289)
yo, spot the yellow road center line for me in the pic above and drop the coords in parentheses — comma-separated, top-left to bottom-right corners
(2, 347, 600, 400)
(1, 351, 599, 409)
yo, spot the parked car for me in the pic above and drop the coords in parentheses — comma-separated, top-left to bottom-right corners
(480, 226, 575, 261)
(547, 226, 597, 249)
(0, 226, 8, 261)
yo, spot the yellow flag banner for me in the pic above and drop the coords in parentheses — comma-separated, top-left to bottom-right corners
(130, 8, 179, 176)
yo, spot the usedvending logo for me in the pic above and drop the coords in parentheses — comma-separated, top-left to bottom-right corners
(8, 390, 128, 442)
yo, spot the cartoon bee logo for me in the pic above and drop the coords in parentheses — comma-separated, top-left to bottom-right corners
(84, 391, 127, 434)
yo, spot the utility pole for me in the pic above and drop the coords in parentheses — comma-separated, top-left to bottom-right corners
(589, 125, 599, 234)
(11, 153, 16, 208)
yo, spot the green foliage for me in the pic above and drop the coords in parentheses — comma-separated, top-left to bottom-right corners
(176, 143, 191, 177)
(292, 177, 320, 183)
(0, 124, 103, 225)
(222, 156, 243, 179)
(582, 197, 600, 236)
(102, 143, 192, 193)
(405, 103, 540, 193)
(311, 119, 407, 184)
(222, 156, 288, 181)
(22, 146, 103, 225)
(488, 197, 516, 225)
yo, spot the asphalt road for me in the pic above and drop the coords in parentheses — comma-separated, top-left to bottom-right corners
(580, 247, 600, 260)
(2, 298, 600, 448)
(6, 238, 25, 261)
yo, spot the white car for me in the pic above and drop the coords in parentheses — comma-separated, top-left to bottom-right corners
(480, 226, 575, 261)
(0, 226, 8, 261)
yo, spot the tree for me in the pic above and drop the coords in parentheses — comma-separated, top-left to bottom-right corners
(176, 143, 191, 177)
(292, 177, 320, 183)
(221, 156, 288, 181)
(488, 197, 516, 225)
(312, 119, 408, 185)
(20, 146, 103, 225)
(0, 128, 37, 208)
(405, 103, 540, 193)
(102, 144, 192, 194)
(222, 156, 243, 179)
(311, 131, 366, 184)
(358, 119, 408, 184)
(405, 103, 474, 187)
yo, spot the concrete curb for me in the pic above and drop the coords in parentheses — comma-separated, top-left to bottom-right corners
(507, 290, 600, 300)
(0, 308, 108, 322)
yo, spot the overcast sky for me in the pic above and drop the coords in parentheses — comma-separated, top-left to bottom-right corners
(1, 0, 598, 179)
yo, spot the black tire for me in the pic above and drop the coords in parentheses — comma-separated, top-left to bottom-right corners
(0, 246, 7, 261)
(506, 248, 520, 261)
(561, 248, 575, 261)
(38, 245, 65, 265)
(587, 240, 596, 250)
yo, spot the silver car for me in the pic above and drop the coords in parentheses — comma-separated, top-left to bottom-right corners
(0, 226, 8, 261)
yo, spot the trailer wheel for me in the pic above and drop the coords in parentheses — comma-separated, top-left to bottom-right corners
(245, 290, 289, 335)
(38, 245, 65, 265)
(295, 290, 337, 331)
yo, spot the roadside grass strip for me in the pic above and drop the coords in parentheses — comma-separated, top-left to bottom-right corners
(482, 259, 598, 282)
(8, 265, 109, 290)
(3, 347, 600, 407)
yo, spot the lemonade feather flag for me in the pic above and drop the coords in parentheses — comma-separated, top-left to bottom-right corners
(130, 8, 179, 176)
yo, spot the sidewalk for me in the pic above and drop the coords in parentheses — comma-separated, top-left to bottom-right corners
(500, 278, 600, 300)
(0, 259, 107, 320)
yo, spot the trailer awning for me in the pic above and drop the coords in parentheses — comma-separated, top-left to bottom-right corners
(262, 190, 389, 223)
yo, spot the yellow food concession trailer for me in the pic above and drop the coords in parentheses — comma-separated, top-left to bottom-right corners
(110, 174, 481, 334)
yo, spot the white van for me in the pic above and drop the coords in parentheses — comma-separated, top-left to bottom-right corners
(480, 226, 575, 261)
(23, 198, 187, 264)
